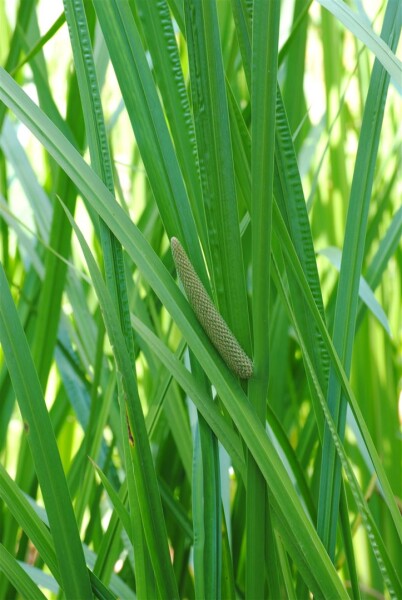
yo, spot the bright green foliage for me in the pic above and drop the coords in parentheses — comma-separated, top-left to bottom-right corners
(0, 1, 400, 599)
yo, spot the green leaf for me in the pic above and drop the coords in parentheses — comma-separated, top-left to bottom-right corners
(184, 0, 251, 349)
(317, 0, 402, 82)
(317, 0, 401, 558)
(92, 0, 206, 281)
(0, 544, 47, 600)
(0, 266, 93, 599)
(319, 246, 391, 336)
(59, 199, 179, 599)
(247, 1, 281, 598)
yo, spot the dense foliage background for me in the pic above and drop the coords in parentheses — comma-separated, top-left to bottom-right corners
(0, 0, 401, 598)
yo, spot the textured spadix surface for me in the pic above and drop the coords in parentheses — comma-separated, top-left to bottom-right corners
(171, 237, 253, 379)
